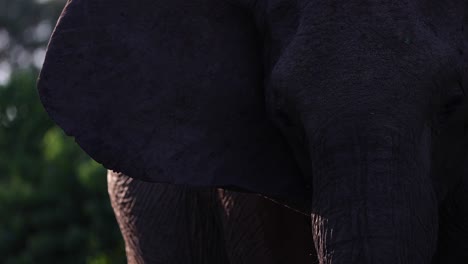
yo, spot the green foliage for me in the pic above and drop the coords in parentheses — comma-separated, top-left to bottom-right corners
(0, 69, 126, 263)
(0, 1, 126, 262)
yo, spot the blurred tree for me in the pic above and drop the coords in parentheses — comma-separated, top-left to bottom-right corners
(0, 0, 126, 263)
(0, 0, 68, 83)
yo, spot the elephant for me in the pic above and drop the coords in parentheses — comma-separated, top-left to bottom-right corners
(37, 0, 468, 263)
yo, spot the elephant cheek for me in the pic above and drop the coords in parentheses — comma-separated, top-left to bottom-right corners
(306, 111, 438, 264)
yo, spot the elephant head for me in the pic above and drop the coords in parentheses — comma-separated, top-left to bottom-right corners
(37, 0, 468, 263)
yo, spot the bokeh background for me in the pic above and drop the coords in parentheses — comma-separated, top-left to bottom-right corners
(0, 0, 126, 263)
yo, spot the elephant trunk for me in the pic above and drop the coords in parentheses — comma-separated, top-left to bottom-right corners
(306, 111, 439, 264)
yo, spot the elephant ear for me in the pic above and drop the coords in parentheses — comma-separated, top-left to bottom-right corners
(37, 0, 311, 213)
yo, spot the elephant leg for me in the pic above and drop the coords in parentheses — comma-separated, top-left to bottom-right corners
(432, 168, 468, 264)
(217, 189, 317, 264)
(107, 170, 229, 264)
(306, 112, 439, 264)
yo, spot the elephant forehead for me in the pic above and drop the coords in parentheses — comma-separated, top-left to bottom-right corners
(260, 0, 464, 49)
(260, 0, 464, 134)
(262, 0, 463, 84)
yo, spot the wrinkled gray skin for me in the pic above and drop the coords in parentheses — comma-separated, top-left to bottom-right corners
(107, 170, 317, 264)
(108, 156, 468, 264)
